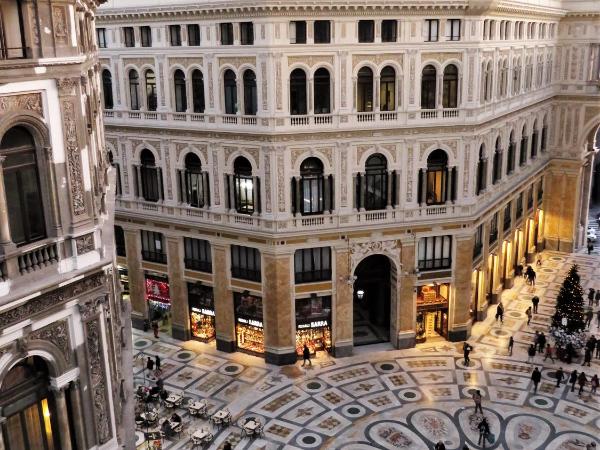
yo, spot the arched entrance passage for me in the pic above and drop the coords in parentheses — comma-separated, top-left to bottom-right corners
(353, 254, 393, 346)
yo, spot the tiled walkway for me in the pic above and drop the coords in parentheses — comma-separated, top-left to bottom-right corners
(133, 251, 600, 449)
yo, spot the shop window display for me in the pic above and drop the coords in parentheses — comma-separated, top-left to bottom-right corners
(234, 291, 264, 354)
(188, 283, 215, 342)
(146, 275, 171, 324)
(295, 295, 332, 355)
(416, 284, 449, 342)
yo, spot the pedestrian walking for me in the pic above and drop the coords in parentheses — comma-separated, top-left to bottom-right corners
(583, 348, 592, 367)
(530, 268, 536, 286)
(543, 344, 555, 363)
(527, 344, 536, 363)
(526, 307, 533, 325)
(586, 442, 597, 450)
(463, 342, 472, 366)
(472, 389, 483, 414)
(477, 417, 491, 448)
(538, 332, 546, 353)
(570, 370, 578, 392)
(591, 374, 599, 394)
(555, 367, 564, 387)
(434, 441, 446, 450)
(508, 336, 514, 356)
(146, 356, 154, 374)
(586, 309, 594, 329)
(531, 295, 540, 314)
(578, 372, 588, 396)
(596, 338, 600, 359)
(223, 441, 232, 450)
(531, 367, 542, 393)
(595, 290, 600, 307)
(589, 288, 596, 306)
(156, 377, 164, 391)
(596, 310, 600, 329)
(496, 303, 504, 323)
(588, 242, 594, 254)
(152, 320, 159, 338)
(155, 355, 161, 372)
(302, 344, 312, 366)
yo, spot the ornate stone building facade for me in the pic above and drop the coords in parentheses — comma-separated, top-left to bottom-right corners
(98, 0, 599, 364)
(0, 0, 133, 448)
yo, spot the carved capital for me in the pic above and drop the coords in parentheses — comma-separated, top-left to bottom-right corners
(57, 78, 79, 97)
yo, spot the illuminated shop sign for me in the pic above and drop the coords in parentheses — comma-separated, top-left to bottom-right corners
(191, 307, 215, 316)
(297, 320, 329, 329)
(237, 317, 263, 328)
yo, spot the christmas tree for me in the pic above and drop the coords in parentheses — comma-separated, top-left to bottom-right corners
(551, 264, 585, 333)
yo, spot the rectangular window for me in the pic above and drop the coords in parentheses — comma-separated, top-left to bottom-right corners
(358, 20, 375, 43)
(425, 19, 439, 42)
(220, 23, 234, 45)
(231, 245, 261, 282)
(503, 203, 512, 231)
(140, 26, 152, 47)
(527, 188, 534, 210)
(446, 19, 461, 41)
(115, 226, 126, 257)
(240, 22, 254, 45)
(418, 235, 452, 271)
(294, 247, 332, 284)
(184, 238, 212, 273)
(314, 20, 331, 44)
(516, 194, 523, 218)
(537, 178, 543, 201)
(473, 224, 483, 258)
(97, 28, 107, 48)
(290, 21, 307, 44)
(381, 20, 397, 42)
(187, 24, 201, 46)
(489, 212, 499, 245)
(141, 230, 166, 264)
(170, 25, 182, 46)
(123, 27, 135, 47)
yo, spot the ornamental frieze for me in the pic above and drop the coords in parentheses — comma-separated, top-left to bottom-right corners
(419, 141, 458, 160)
(351, 240, 400, 271)
(167, 57, 203, 69)
(28, 320, 72, 365)
(421, 52, 463, 64)
(218, 56, 256, 69)
(224, 146, 259, 168)
(0, 93, 43, 117)
(175, 143, 208, 164)
(122, 57, 155, 69)
(287, 55, 334, 68)
(583, 105, 600, 127)
(0, 272, 106, 328)
(291, 147, 333, 169)
(57, 78, 79, 97)
(352, 53, 403, 68)
(62, 100, 86, 215)
(75, 233, 95, 255)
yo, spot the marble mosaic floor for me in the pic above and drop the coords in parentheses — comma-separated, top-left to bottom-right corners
(133, 251, 600, 450)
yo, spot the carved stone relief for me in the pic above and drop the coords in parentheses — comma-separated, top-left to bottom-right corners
(340, 148, 347, 207)
(356, 145, 373, 166)
(158, 60, 165, 107)
(421, 52, 462, 64)
(211, 149, 220, 205)
(29, 319, 72, 365)
(463, 142, 471, 195)
(167, 57, 203, 68)
(340, 52, 347, 108)
(352, 53, 403, 68)
(291, 147, 333, 169)
(224, 147, 259, 169)
(263, 153, 272, 213)
(162, 140, 172, 200)
(409, 53, 415, 105)
(76, 233, 95, 255)
(122, 58, 155, 68)
(287, 55, 334, 67)
(261, 62, 268, 110)
(0, 93, 43, 117)
(208, 62, 214, 108)
(175, 143, 208, 164)
(218, 57, 256, 68)
(52, 6, 68, 43)
(276, 58, 282, 110)
(351, 240, 400, 271)
(61, 100, 86, 216)
(277, 154, 285, 212)
(406, 146, 413, 202)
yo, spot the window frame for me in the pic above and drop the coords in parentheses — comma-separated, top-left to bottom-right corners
(425, 19, 439, 42)
(123, 27, 135, 47)
(184, 237, 212, 273)
(314, 21, 331, 44)
(418, 235, 452, 271)
(169, 25, 182, 46)
(97, 28, 107, 48)
(447, 19, 461, 41)
(231, 245, 261, 282)
(358, 20, 375, 43)
(290, 21, 307, 44)
(294, 247, 332, 284)
(240, 22, 254, 45)
(381, 20, 397, 43)
(141, 230, 166, 264)
(187, 24, 201, 46)
(140, 26, 152, 47)
(220, 23, 234, 45)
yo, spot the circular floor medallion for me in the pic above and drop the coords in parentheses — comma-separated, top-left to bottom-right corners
(528, 395, 553, 409)
(296, 432, 322, 448)
(218, 363, 244, 376)
(398, 389, 422, 402)
(341, 404, 367, 419)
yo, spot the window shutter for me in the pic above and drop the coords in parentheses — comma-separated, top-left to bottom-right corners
(158, 168, 164, 200)
(133, 165, 140, 197)
(255, 176, 261, 213)
(291, 176, 297, 215)
(451, 166, 457, 202)
(417, 169, 424, 205)
(224, 174, 230, 209)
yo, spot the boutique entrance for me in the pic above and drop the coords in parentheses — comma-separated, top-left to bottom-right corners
(353, 255, 392, 345)
(416, 283, 449, 342)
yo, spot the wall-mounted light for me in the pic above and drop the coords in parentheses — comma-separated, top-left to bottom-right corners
(356, 289, 365, 300)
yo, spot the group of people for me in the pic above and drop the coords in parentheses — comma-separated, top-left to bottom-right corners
(516, 264, 537, 286)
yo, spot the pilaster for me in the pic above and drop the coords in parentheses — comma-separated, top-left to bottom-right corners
(166, 236, 188, 340)
(213, 244, 235, 352)
(397, 239, 416, 349)
(123, 228, 146, 328)
(449, 235, 474, 342)
(333, 247, 353, 357)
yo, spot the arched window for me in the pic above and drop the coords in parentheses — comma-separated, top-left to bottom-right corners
(138, 149, 162, 202)
(380, 66, 396, 111)
(530, 120, 539, 159)
(243, 70, 257, 116)
(108, 150, 122, 196)
(174, 69, 187, 112)
(191, 69, 205, 113)
(223, 69, 237, 115)
(365, 154, 388, 210)
(492, 137, 502, 184)
(128, 69, 140, 110)
(512, 58, 521, 95)
(421, 65, 436, 110)
(421, 149, 453, 205)
(541, 118, 548, 153)
(498, 59, 508, 98)
(356, 67, 373, 112)
(313, 68, 331, 114)
(179, 153, 207, 208)
(290, 69, 307, 115)
(232, 156, 255, 214)
(0, 126, 46, 245)
(145, 70, 157, 111)
(296, 157, 328, 215)
(102, 69, 113, 109)
(519, 125, 528, 166)
(507, 131, 516, 175)
(443, 64, 458, 108)
(476, 145, 486, 195)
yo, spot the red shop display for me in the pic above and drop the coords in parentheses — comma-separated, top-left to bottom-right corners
(145, 277, 170, 304)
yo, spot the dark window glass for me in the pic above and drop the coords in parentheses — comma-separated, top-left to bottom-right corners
(240, 22, 254, 45)
(380, 66, 396, 111)
(503, 203, 512, 230)
(489, 212, 499, 245)
(364, 153, 388, 210)
(181, 153, 205, 207)
(192, 70, 205, 113)
(473, 224, 483, 258)
(187, 24, 201, 46)
(381, 20, 397, 42)
(97, 28, 107, 48)
(507, 133, 516, 174)
(140, 26, 152, 47)
(174, 69, 187, 112)
(313, 68, 331, 114)
(358, 20, 374, 43)
(442, 64, 458, 108)
(299, 158, 325, 215)
(139, 149, 161, 202)
(231, 245, 261, 282)
(141, 230, 166, 263)
(220, 23, 234, 45)
(115, 225, 126, 257)
(224, 69, 237, 114)
(357, 67, 373, 112)
(184, 237, 212, 272)
(425, 19, 439, 41)
(527, 187, 534, 209)
(516, 193, 523, 218)
(1, 127, 46, 246)
(290, 21, 307, 44)
(447, 19, 461, 41)
(233, 156, 254, 214)
(492, 138, 502, 184)
(145, 70, 157, 111)
(290, 69, 307, 115)
(426, 149, 448, 205)
(129, 69, 140, 110)
(294, 247, 332, 283)
(537, 178, 543, 201)
(243, 70, 257, 115)
(418, 235, 452, 270)
(170, 25, 181, 46)
(421, 65, 436, 109)
(102, 69, 113, 109)
(519, 127, 527, 166)
(314, 21, 331, 44)
(108, 151, 122, 196)
(123, 27, 134, 47)
(476, 145, 486, 195)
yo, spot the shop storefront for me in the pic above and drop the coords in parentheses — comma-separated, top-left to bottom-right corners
(188, 282, 215, 342)
(145, 273, 170, 323)
(295, 295, 332, 356)
(416, 283, 449, 342)
(234, 291, 264, 355)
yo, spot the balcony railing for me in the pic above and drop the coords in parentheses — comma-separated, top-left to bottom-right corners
(18, 242, 58, 274)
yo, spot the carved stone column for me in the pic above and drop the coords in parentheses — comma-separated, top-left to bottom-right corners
(166, 236, 188, 340)
(52, 387, 73, 450)
(69, 380, 87, 450)
(43, 147, 63, 235)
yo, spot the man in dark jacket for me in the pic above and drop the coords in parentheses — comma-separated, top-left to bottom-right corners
(555, 367, 564, 387)
(531, 367, 542, 393)
(531, 295, 540, 313)
(570, 370, 578, 392)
